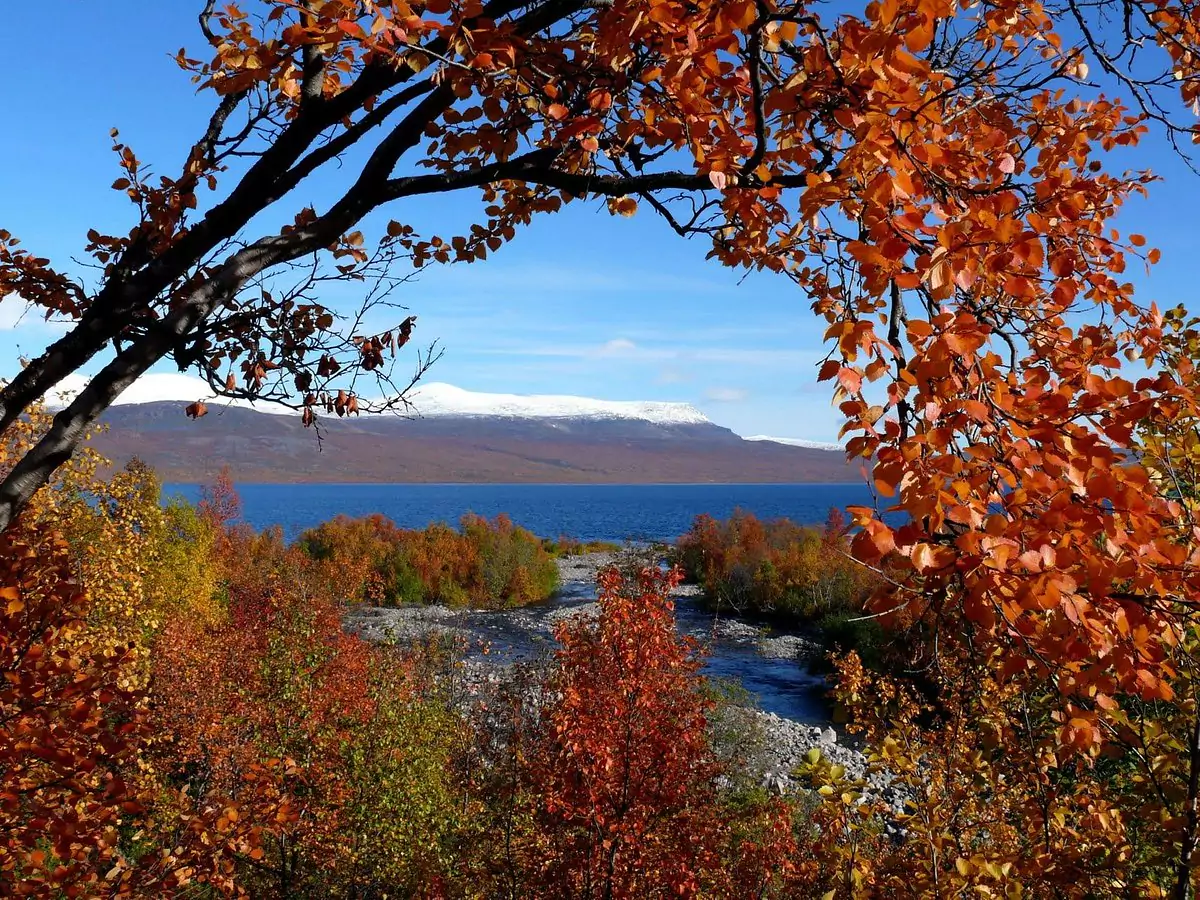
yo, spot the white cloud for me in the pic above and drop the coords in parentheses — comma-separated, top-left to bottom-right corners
(704, 387, 748, 403)
(656, 368, 689, 385)
(596, 338, 638, 357)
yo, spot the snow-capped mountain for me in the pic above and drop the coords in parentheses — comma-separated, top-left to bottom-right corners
(48, 373, 710, 426)
(410, 382, 709, 425)
(42, 373, 862, 482)
(45, 370, 862, 483)
(744, 435, 842, 452)
(49, 372, 303, 416)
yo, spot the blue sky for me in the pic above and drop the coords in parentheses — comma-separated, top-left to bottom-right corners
(1, 4, 1198, 441)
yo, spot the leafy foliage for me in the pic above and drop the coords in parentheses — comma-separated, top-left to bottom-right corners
(0, 525, 146, 898)
(678, 510, 877, 620)
(298, 512, 558, 608)
(540, 536, 625, 558)
(521, 565, 724, 896)
(2, 0, 1200, 538)
(148, 521, 471, 897)
(9, 0, 1200, 892)
(472, 564, 801, 899)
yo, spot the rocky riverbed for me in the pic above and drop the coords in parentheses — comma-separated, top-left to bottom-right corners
(345, 550, 900, 807)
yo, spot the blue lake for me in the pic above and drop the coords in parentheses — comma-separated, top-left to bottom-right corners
(163, 481, 878, 542)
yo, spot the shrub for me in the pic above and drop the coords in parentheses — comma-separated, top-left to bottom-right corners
(378, 547, 427, 605)
(677, 509, 876, 625)
(401, 521, 477, 605)
(149, 515, 471, 897)
(812, 610, 886, 672)
(541, 535, 624, 557)
(462, 513, 559, 608)
(506, 565, 798, 898)
(296, 513, 559, 609)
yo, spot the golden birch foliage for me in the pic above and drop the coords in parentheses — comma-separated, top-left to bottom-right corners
(802, 651, 1139, 897)
(0, 406, 220, 687)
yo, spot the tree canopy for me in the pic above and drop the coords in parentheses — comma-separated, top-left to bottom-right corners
(9, 1, 1200, 894)
(0, 0, 1196, 531)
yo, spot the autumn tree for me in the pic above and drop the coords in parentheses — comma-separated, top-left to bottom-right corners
(0, 525, 146, 898)
(509, 565, 721, 896)
(0, 0, 1197, 532)
(677, 510, 878, 622)
(6, 2, 1200, 889)
(149, 521, 472, 898)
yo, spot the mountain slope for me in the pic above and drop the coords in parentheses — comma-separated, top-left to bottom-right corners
(90, 402, 862, 484)
(744, 435, 842, 451)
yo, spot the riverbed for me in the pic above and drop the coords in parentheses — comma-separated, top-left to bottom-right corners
(345, 551, 905, 803)
(346, 551, 831, 722)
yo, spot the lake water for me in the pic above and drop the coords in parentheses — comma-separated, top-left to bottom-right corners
(163, 481, 876, 543)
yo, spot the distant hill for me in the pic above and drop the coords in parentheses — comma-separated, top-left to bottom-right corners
(89, 402, 863, 484)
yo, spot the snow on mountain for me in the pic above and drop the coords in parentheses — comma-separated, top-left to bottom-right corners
(744, 434, 842, 452)
(44, 373, 711, 426)
(410, 382, 710, 425)
(47, 372, 293, 415)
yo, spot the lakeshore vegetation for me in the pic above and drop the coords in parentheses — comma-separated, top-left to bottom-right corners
(296, 512, 561, 608)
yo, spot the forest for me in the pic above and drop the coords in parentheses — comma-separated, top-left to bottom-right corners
(6, 0, 1200, 896)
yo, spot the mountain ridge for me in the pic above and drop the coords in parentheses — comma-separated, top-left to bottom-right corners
(52, 374, 713, 427)
(89, 401, 862, 485)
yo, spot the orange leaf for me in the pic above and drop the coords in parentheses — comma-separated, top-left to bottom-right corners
(837, 367, 862, 393)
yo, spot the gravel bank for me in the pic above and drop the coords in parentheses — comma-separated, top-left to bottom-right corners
(345, 549, 887, 804)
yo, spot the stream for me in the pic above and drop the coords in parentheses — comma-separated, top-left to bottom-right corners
(346, 551, 833, 725)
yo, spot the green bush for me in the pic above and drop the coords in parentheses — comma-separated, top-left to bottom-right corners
(462, 513, 559, 608)
(813, 611, 885, 672)
(379, 549, 426, 606)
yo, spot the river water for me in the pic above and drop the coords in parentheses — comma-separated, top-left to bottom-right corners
(347, 553, 833, 724)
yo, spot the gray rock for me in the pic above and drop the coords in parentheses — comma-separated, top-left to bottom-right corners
(757, 632, 823, 662)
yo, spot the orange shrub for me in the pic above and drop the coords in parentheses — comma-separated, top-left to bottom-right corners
(0, 525, 146, 898)
(677, 509, 876, 623)
(505, 566, 801, 899)
(296, 513, 558, 609)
